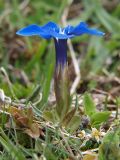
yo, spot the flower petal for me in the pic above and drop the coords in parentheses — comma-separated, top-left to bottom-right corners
(64, 25, 74, 35)
(68, 22, 105, 36)
(50, 32, 73, 39)
(16, 24, 52, 39)
(41, 21, 59, 32)
(41, 22, 73, 39)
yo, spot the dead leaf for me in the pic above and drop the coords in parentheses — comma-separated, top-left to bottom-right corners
(24, 123, 40, 138)
(16, 116, 29, 127)
(83, 154, 98, 160)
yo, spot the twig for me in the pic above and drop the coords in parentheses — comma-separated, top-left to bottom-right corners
(61, 2, 81, 94)
(0, 67, 17, 100)
(19, 0, 30, 10)
(0, 9, 11, 23)
(115, 98, 119, 119)
(82, 148, 99, 155)
(68, 39, 81, 94)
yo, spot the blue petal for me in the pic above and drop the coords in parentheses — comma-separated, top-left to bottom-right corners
(68, 22, 105, 36)
(41, 22, 73, 39)
(41, 21, 59, 32)
(16, 24, 52, 39)
(16, 21, 105, 40)
(50, 31, 73, 39)
(64, 25, 74, 35)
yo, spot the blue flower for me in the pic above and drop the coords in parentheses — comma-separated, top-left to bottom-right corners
(16, 21, 105, 67)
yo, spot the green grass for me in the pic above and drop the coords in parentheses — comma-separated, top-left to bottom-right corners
(0, 0, 120, 159)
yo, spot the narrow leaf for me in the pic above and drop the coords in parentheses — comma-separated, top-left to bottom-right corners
(0, 128, 25, 160)
(62, 108, 76, 127)
(43, 110, 55, 123)
(67, 115, 81, 133)
(44, 147, 57, 160)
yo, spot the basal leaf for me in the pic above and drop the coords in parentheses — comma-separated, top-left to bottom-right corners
(67, 115, 81, 133)
(91, 111, 111, 128)
(83, 93, 96, 117)
(43, 110, 56, 123)
(62, 108, 76, 127)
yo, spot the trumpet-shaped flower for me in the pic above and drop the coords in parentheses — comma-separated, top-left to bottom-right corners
(16, 21, 105, 67)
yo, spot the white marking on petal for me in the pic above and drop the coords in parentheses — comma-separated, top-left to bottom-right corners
(59, 28, 65, 34)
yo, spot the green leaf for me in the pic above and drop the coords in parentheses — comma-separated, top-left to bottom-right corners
(83, 93, 96, 117)
(0, 128, 26, 160)
(43, 110, 58, 123)
(25, 40, 47, 72)
(62, 108, 76, 127)
(67, 115, 81, 133)
(98, 129, 120, 160)
(44, 147, 57, 160)
(84, 0, 120, 35)
(27, 84, 41, 102)
(40, 58, 54, 108)
(91, 111, 111, 128)
(55, 67, 71, 120)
